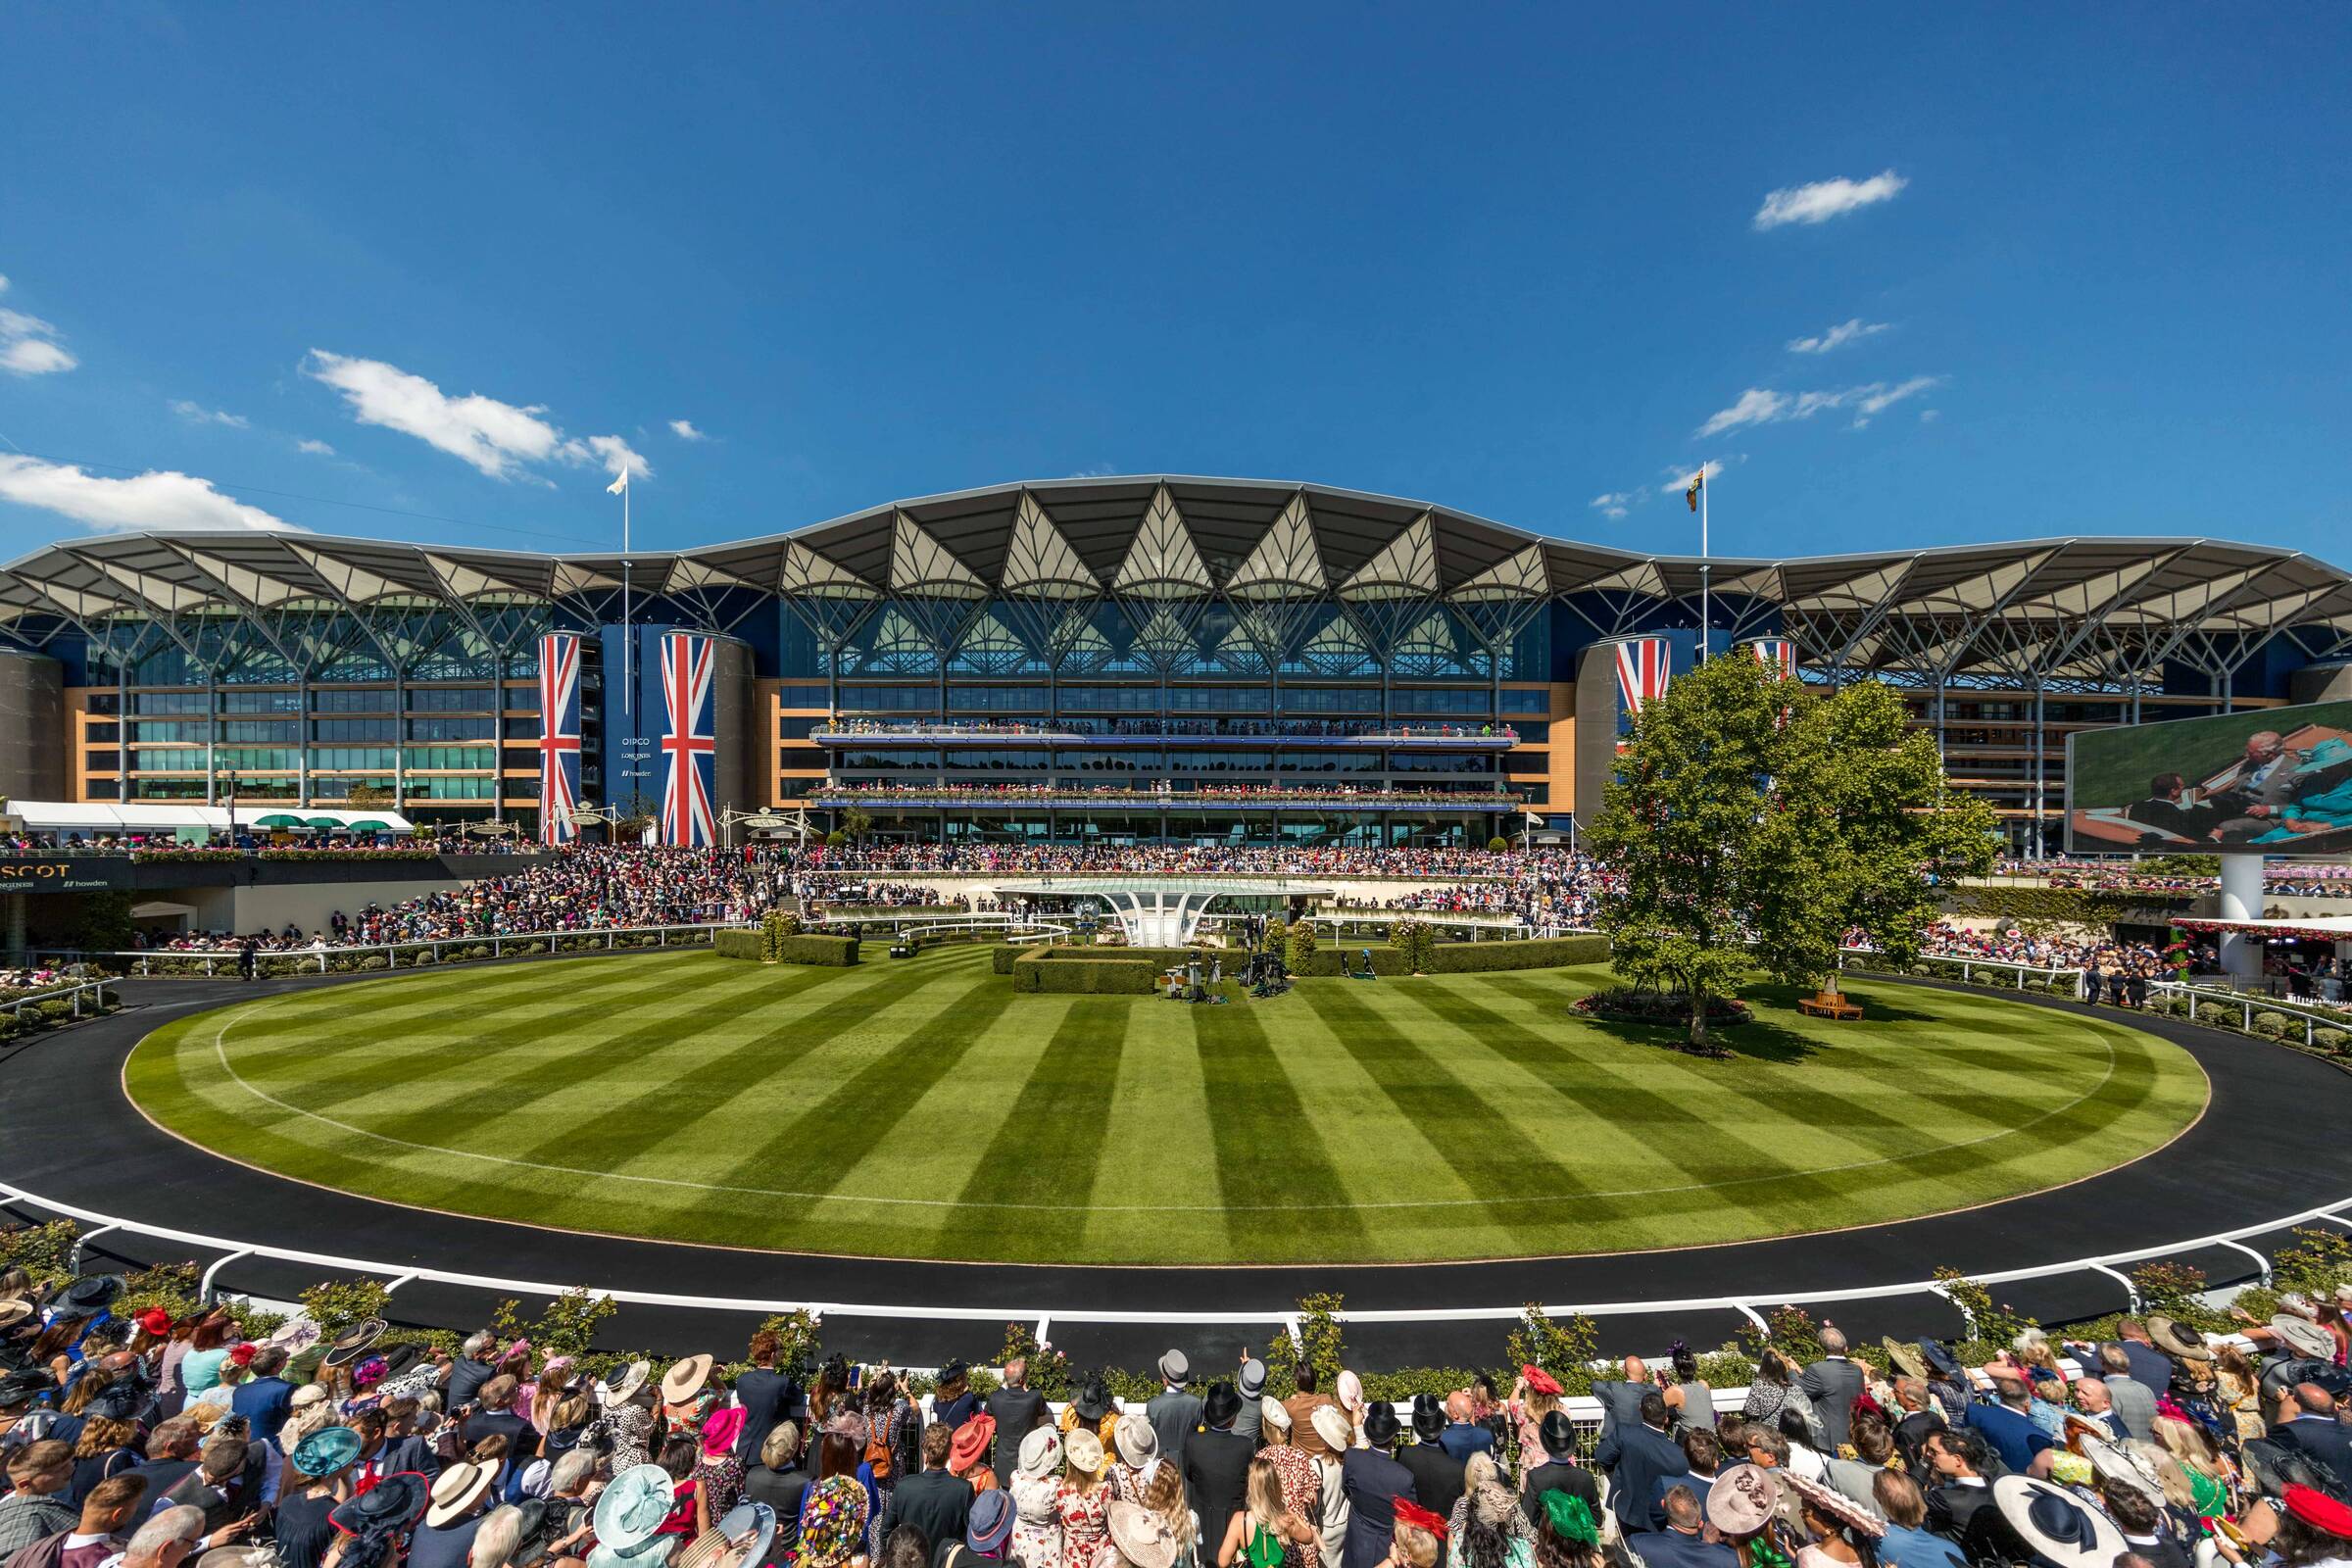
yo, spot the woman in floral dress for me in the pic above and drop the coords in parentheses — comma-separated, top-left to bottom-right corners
(1009, 1428, 1065, 1568)
(1056, 1428, 1114, 1568)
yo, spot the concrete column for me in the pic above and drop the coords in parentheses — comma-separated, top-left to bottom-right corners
(2219, 856, 2266, 981)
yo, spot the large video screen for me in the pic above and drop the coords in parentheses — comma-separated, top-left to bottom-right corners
(2065, 699, 2352, 855)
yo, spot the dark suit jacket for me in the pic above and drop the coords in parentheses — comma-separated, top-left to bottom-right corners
(985, 1388, 1047, 1480)
(375, 1434, 439, 1480)
(2272, 1416, 2352, 1487)
(1924, 1480, 1994, 1544)
(1522, 1461, 1600, 1530)
(1796, 1359, 1866, 1451)
(1397, 1443, 1465, 1525)
(883, 1469, 973, 1553)
(1339, 1448, 1414, 1568)
(1891, 1410, 1945, 1476)
(1147, 1389, 1204, 1469)
(1184, 1430, 1256, 1555)
(734, 1367, 800, 1466)
(1436, 1424, 1494, 1465)
(1631, 1527, 1740, 1568)
(230, 1376, 294, 1442)
(1593, 1423, 1689, 1533)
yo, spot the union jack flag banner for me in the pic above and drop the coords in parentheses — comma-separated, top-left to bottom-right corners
(1749, 638, 1797, 678)
(659, 631, 718, 848)
(537, 633, 583, 844)
(1613, 636, 1672, 728)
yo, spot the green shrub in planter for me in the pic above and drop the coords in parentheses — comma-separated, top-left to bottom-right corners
(2252, 1011, 2292, 1037)
(2315, 1027, 2350, 1052)
(713, 930, 762, 961)
(359, 956, 387, 971)
(773, 934, 858, 966)
(1429, 935, 1611, 973)
(1011, 953, 1156, 994)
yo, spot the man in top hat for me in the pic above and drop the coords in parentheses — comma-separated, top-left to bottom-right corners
(982, 1359, 1045, 1483)
(1397, 1396, 1465, 1526)
(1594, 1391, 1689, 1536)
(1339, 1404, 1413, 1568)
(1145, 1350, 1202, 1471)
(1183, 1384, 1254, 1557)
(882, 1425, 971, 1554)
(1521, 1412, 1598, 1530)
(1233, 1357, 1267, 1448)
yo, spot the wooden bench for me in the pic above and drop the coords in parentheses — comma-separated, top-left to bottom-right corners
(1797, 992, 1864, 1020)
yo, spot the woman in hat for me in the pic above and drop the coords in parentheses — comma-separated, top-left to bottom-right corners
(1215, 1456, 1316, 1568)
(1008, 1428, 1065, 1568)
(1057, 1428, 1116, 1568)
(1059, 1375, 1120, 1450)
(594, 1361, 660, 1476)
(1503, 1369, 1562, 1473)
(697, 1407, 748, 1515)
(1447, 1482, 1532, 1568)
(859, 1372, 916, 1560)
(951, 1414, 1001, 1496)
(279, 1426, 366, 1568)
(1388, 1498, 1446, 1568)
(1532, 1490, 1599, 1568)
(2273, 1484, 2352, 1568)
(1109, 1414, 1160, 1502)
(800, 1434, 873, 1568)
(663, 1356, 721, 1443)
(1787, 1473, 1885, 1568)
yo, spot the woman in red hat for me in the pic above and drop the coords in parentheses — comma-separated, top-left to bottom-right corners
(1506, 1367, 1563, 1478)
(1387, 1499, 1446, 1568)
(2274, 1486, 2352, 1568)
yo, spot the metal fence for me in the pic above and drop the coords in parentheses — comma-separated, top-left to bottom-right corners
(3, 979, 115, 1020)
(92, 922, 746, 977)
(2151, 982, 2352, 1050)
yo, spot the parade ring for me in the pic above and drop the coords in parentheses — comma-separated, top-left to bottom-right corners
(3, 949, 2346, 1365)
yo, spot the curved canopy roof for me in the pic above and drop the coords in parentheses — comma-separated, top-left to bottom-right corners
(4, 474, 2348, 686)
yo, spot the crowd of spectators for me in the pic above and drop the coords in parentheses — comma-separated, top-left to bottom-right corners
(9, 1283, 2352, 1568)
(821, 785, 1519, 807)
(1987, 861, 2352, 902)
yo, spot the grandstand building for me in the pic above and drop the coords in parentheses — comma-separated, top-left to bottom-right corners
(2, 475, 2348, 851)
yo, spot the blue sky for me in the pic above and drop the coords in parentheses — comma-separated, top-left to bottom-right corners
(1, 3, 2345, 565)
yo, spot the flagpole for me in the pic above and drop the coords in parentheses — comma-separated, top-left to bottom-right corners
(1698, 467, 1712, 663)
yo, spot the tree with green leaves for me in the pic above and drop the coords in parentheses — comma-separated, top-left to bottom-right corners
(1592, 650, 1996, 1045)
(842, 804, 874, 843)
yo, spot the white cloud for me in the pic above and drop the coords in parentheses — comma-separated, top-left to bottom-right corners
(1753, 170, 1908, 230)
(1698, 376, 1944, 436)
(668, 418, 707, 442)
(1918, 409, 1941, 424)
(1787, 318, 1889, 355)
(0, 455, 296, 533)
(0, 291, 76, 376)
(1589, 491, 1632, 520)
(296, 438, 336, 456)
(170, 399, 251, 429)
(1661, 459, 1730, 494)
(302, 350, 646, 485)
(1066, 464, 1119, 478)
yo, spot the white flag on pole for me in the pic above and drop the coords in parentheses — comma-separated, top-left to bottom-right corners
(607, 467, 629, 496)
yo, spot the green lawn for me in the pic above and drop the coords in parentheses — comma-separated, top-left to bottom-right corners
(123, 947, 2209, 1265)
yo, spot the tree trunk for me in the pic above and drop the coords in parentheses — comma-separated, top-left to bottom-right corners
(1688, 986, 1710, 1049)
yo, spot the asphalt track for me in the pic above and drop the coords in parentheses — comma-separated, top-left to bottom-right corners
(4, 955, 2347, 1371)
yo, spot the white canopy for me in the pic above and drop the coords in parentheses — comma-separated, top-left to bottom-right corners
(0, 799, 416, 835)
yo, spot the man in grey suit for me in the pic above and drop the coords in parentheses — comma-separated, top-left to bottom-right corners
(1798, 1327, 1867, 1453)
(2093, 1348, 2158, 1441)
(1146, 1349, 1203, 1469)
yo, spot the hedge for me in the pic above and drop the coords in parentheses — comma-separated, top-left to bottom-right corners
(1295, 934, 1610, 977)
(1011, 954, 1160, 994)
(716, 930, 859, 966)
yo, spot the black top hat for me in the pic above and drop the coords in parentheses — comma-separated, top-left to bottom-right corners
(1410, 1394, 1445, 1444)
(1363, 1403, 1400, 1448)
(1539, 1409, 1578, 1461)
(1201, 1382, 1243, 1431)
(58, 1276, 122, 1316)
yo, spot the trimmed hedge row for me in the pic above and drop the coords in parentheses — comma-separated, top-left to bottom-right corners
(1010, 953, 1160, 994)
(714, 930, 860, 966)
(1297, 934, 1611, 976)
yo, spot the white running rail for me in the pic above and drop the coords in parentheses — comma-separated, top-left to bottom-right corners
(91, 922, 747, 977)
(2150, 981, 2352, 1051)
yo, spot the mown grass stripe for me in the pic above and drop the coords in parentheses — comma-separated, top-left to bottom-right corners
(1193, 1001, 1375, 1251)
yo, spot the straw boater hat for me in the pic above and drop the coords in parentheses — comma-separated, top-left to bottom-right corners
(673, 1501, 778, 1568)
(2274, 1315, 2337, 1361)
(2145, 1315, 2213, 1362)
(1106, 1501, 1179, 1568)
(426, 1461, 497, 1529)
(1704, 1466, 1780, 1537)
(662, 1354, 714, 1404)
(0, 1301, 31, 1329)
(601, 1359, 653, 1406)
(1063, 1427, 1106, 1477)
(1016, 1427, 1063, 1480)
(1785, 1472, 1886, 1538)
(1992, 1476, 2128, 1568)
(1113, 1411, 1159, 1469)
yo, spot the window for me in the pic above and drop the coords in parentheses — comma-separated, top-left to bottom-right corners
(1167, 686, 1270, 713)
(127, 720, 209, 743)
(85, 777, 119, 799)
(309, 747, 397, 771)
(1280, 687, 1381, 713)
(1058, 686, 1158, 712)
(312, 688, 395, 712)
(407, 716, 493, 742)
(1390, 752, 1494, 774)
(1275, 751, 1380, 773)
(941, 749, 1051, 770)
(221, 690, 303, 713)
(947, 685, 1046, 712)
(839, 749, 938, 770)
(405, 776, 497, 799)
(406, 747, 498, 770)
(131, 691, 210, 714)
(1394, 687, 1493, 714)
(407, 687, 495, 711)
(83, 750, 121, 771)
(313, 718, 398, 743)
(83, 692, 121, 715)
(1165, 750, 1274, 774)
(220, 720, 296, 743)
(838, 683, 937, 712)
(1055, 750, 1159, 773)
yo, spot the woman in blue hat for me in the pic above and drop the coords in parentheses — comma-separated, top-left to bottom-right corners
(279, 1426, 366, 1568)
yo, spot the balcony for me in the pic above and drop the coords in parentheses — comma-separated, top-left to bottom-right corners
(810, 719, 1518, 749)
(812, 783, 1522, 813)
